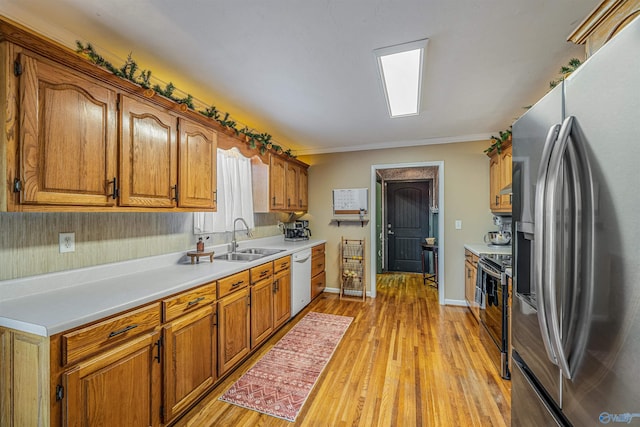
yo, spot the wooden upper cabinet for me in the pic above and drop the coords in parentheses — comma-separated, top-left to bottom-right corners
(119, 95, 178, 208)
(178, 118, 217, 209)
(298, 166, 308, 211)
(488, 142, 512, 213)
(268, 155, 309, 212)
(17, 52, 118, 207)
(569, 0, 640, 58)
(269, 155, 286, 210)
(285, 161, 299, 210)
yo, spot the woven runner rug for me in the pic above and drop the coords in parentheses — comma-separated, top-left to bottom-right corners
(219, 311, 353, 422)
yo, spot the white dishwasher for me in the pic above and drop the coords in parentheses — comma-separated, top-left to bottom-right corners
(291, 248, 312, 317)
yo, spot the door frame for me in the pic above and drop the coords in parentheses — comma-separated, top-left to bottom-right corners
(369, 161, 445, 305)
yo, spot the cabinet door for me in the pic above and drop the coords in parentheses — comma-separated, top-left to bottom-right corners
(250, 278, 274, 349)
(273, 268, 291, 329)
(285, 162, 299, 210)
(489, 153, 501, 211)
(120, 95, 178, 208)
(178, 118, 217, 209)
(163, 305, 216, 422)
(18, 52, 117, 207)
(311, 270, 326, 300)
(298, 166, 308, 211)
(269, 155, 286, 210)
(217, 288, 250, 375)
(63, 331, 161, 427)
(499, 145, 512, 210)
(465, 260, 479, 322)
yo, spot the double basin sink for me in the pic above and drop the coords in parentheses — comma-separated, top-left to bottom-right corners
(214, 248, 285, 262)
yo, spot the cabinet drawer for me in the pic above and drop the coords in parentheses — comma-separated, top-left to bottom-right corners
(312, 244, 325, 258)
(250, 262, 273, 284)
(162, 282, 217, 322)
(464, 250, 479, 265)
(62, 303, 161, 366)
(312, 254, 325, 278)
(311, 270, 326, 300)
(218, 270, 250, 298)
(274, 255, 291, 273)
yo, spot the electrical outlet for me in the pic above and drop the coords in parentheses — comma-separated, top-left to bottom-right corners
(455, 220, 462, 230)
(59, 232, 75, 253)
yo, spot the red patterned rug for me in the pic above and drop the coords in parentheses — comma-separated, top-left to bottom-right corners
(219, 311, 353, 422)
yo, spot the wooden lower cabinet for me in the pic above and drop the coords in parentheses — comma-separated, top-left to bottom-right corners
(0, 328, 50, 426)
(273, 266, 291, 330)
(62, 330, 162, 427)
(217, 287, 250, 376)
(0, 256, 298, 426)
(464, 250, 480, 322)
(250, 277, 274, 349)
(311, 271, 326, 301)
(162, 305, 217, 423)
(311, 244, 326, 300)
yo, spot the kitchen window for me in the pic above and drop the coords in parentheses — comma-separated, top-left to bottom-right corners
(194, 147, 254, 233)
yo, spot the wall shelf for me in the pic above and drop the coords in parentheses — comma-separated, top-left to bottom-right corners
(331, 218, 369, 227)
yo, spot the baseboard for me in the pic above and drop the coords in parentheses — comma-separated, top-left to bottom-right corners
(323, 287, 374, 298)
(444, 298, 468, 307)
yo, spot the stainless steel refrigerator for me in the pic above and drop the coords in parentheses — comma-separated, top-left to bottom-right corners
(511, 16, 640, 426)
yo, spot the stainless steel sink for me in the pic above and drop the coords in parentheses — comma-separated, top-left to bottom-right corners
(237, 248, 285, 256)
(214, 252, 264, 262)
(213, 248, 285, 262)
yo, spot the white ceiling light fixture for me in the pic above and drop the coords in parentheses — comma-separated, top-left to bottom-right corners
(374, 38, 429, 118)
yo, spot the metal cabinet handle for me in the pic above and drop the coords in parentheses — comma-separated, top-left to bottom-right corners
(187, 296, 205, 307)
(171, 184, 179, 203)
(108, 324, 138, 338)
(109, 177, 119, 199)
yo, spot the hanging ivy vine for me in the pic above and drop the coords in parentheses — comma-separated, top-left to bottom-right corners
(75, 41, 296, 158)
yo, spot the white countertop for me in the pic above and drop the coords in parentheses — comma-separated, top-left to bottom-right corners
(464, 243, 512, 256)
(0, 236, 325, 337)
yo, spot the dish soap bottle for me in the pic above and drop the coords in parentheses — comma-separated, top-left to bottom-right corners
(197, 237, 204, 252)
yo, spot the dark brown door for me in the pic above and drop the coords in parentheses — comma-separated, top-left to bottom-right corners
(386, 181, 430, 272)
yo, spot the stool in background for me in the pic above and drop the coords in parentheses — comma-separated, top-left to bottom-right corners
(421, 243, 438, 288)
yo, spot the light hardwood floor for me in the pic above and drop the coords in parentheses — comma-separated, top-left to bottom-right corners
(173, 273, 511, 427)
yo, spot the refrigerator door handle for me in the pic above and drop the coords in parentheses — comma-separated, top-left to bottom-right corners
(544, 116, 580, 380)
(534, 123, 562, 365)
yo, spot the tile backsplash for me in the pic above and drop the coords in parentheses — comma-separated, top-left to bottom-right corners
(0, 212, 286, 281)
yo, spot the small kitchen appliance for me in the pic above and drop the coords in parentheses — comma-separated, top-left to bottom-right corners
(484, 215, 512, 246)
(284, 220, 311, 241)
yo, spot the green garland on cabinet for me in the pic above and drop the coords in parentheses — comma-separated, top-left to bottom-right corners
(484, 127, 512, 155)
(75, 41, 296, 158)
(485, 59, 582, 154)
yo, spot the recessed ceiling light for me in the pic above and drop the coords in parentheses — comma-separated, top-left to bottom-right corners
(374, 38, 429, 118)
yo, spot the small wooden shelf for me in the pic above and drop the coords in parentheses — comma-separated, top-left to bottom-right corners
(331, 218, 369, 227)
(340, 237, 366, 302)
(186, 251, 214, 264)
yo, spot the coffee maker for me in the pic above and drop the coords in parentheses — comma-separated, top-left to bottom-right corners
(284, 220, 311, 241)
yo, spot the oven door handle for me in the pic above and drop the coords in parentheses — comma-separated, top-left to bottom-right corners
(480, 263, 502, 280)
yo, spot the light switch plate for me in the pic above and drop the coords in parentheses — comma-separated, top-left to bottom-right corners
(59, 232, 75, 253)
(455, 220, 462, 230)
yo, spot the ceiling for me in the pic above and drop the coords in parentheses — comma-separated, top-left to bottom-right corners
(0, 0, 599, 155)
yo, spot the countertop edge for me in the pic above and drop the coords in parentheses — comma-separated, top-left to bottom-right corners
(0, 237, 326, 337)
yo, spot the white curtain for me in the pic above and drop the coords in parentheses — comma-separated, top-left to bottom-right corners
(194, 147, 254, 233)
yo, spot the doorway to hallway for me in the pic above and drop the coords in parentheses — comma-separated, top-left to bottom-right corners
(370, 161, 444, 305)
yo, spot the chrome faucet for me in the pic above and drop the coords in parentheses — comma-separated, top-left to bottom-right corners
(231, 217, 253, 252)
